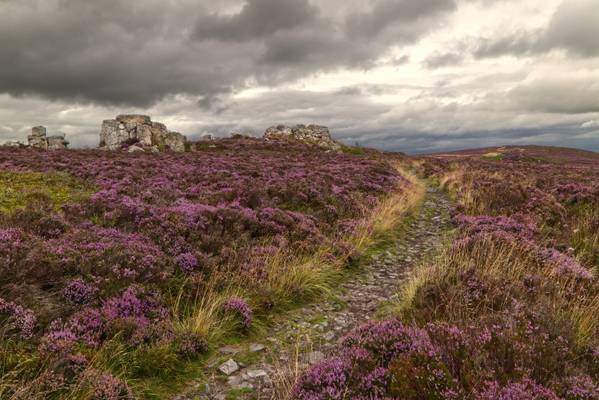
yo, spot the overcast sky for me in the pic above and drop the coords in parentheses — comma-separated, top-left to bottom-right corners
(1, 0, 598, 153)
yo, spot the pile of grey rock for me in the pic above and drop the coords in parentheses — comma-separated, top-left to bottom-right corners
(99, 115, 187, 152)
(264, 124, 341, 151)
(28, 126, 69, 150)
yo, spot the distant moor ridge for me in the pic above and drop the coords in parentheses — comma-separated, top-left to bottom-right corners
(6, 116, 342, 152)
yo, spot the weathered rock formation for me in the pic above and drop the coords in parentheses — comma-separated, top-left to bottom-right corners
(27, 126, 69, 150)
(264, 124, 341, 151)
(99, 115, 187, 152)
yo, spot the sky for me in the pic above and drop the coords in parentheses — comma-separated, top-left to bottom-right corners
(0, 0, 598, 154)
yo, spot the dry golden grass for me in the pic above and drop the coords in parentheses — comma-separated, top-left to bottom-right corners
(269, 334, 310, 400)
(565, 293, 599, 348)
(170, 166, 425, 360)
(394, 234, 599, 349)
(171, 283, 238, 342)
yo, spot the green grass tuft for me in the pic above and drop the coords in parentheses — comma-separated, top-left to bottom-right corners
(0, 171, 94, 213)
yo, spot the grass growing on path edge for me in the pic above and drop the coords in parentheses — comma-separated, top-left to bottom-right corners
(142, 168, 427, 398)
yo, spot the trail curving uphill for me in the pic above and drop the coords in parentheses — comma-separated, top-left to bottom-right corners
(176, 185, 452, 400)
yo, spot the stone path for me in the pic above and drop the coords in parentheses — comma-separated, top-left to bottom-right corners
(175, 185, 452, 400)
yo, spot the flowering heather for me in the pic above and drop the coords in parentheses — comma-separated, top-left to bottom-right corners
(175, 252, 199, 274)
(452, 214, 536, 239)
(67, 307, 104, 347)
(222, 297, 253, 331)
(38, 328, 77, 357)
(294, 320, 451, 399)
(475, 379, 560, 400)
(0, 297, 36, 339)
(539, 248, 593, 281)
(86, 370, 133, 400)
(174, 331, 208, 357)
(561, 376, 599, 400)
(101, 284, 168, 344)
(63, 278, 97, 305)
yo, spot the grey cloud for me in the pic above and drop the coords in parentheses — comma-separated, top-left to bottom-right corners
(345, 0, 457, 40)
(193, 0, 319, 41)
(473, 31, 539, 58)
(0, 0, 459, 107)
(507, 78, 599, 114)
(0, 0, 239, 106)
(424, 52, 463, 68)
(473, 0, 599, 58)
(541, 0, 599, 57)
(390, 55, 410, 66)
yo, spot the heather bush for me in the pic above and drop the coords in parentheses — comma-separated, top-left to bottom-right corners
(85, 370, 133, 400)
(222, 297, 253, 332)
(0, 297, 36, 339)
(63, 278, 97, 305)
(475, 378, 559, 400)
(295, 147, 599, 399)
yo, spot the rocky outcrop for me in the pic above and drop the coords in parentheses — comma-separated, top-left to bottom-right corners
(27, 126, 69, 150)
(2, 141, 26, 148)
(99, 115, 187, 152)
(263, 124, 341, 151)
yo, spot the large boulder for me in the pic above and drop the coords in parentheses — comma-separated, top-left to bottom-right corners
(99, 115, 187, 152)
(27, 126, 68, 150)
(47, 135, 69, 150)
(164, 131, 187, 152)
(264, 124, 341, 151)
(136, 124, 153, 146)
(28, 126, 48, 150)
(100, 120, 124, 149)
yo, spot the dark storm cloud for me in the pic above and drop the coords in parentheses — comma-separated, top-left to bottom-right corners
(0, 0, 240, 106)
(195, 0, 459, 76)
(473, 0, 599, 58)
(193, 0, 319, 41)
(0, 0, 458, 107)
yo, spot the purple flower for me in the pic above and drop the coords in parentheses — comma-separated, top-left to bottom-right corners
(539, 248, 593, 281)
(174, 332, 208, 357)
(222, 297, 253, 331)
(87, 371, 133, 400)
(0, 297, 36, 339)
(101, 285, 167, 322)
(175, 252, 199, 274)
(39, 329, 77, 356)
(100, 285, 168, 345)
(563, 375, 599, 400)
(476, 378, 559, 400)
(63, 278, 97, 305)
(69, 308, 104, 347)
(293, 357, 348, 400)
